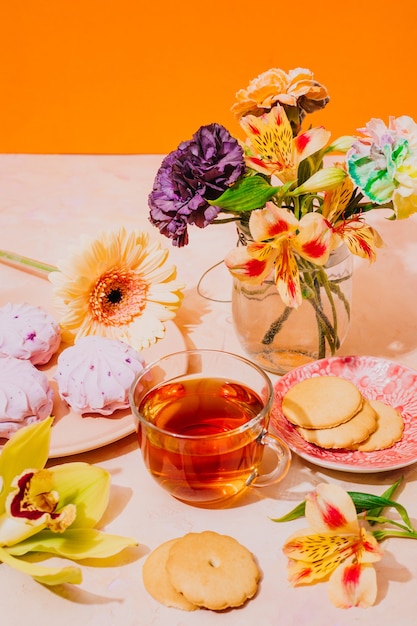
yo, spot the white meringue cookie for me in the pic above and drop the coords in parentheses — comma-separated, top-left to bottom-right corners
(0, 356, 54, 439)
(0, 302, 61, 365)
(54, 335, 146, 415)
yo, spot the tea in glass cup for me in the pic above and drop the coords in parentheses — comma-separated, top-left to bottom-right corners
(129, 349, 291, 506)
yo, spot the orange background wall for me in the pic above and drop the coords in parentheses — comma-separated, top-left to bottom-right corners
(1, 0, 416, 154)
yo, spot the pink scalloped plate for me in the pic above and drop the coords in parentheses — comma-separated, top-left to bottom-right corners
(270, 355, 417, 473)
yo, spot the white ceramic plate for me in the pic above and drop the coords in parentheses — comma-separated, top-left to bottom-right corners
(271, 355, 417, 473)
(45, 321, 185, 457)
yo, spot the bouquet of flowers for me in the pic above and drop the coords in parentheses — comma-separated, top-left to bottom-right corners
(148, 67, 417, 369)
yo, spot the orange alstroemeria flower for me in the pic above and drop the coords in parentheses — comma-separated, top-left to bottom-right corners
(282, 483, 383, 609)
(322, 169, 384, 261)
(240, 105, 331, 183)
(224, 203, 333, 307)
(231, 67, 330, 119)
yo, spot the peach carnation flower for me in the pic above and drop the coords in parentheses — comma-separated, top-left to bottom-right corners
(231, 67, 329, 119)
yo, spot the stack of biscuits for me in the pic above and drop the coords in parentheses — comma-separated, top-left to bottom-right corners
(281, 376, 404, 451)
(143, 531, 260, 611)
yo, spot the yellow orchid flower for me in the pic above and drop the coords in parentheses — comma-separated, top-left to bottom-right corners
(225, 203, 333, 307)
(282, 483, 383, 608)
(0, 418, 137, 585)
(239, 104, 331, 183)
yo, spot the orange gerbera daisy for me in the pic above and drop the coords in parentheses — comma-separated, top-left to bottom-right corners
(49, 228, 184, 350)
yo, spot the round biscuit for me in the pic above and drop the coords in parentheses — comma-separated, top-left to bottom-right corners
(297, 400, 378, 449)
(142, 539, 198, 611)
(166, 531, 260, 610)
(282, 376, 363, 429)
(352, 399, 404, 452)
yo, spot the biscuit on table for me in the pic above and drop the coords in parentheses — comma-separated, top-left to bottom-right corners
(166, 531, 260, 610)
(282, 375, 363, 429)
(296, 400, 378, 449)
(142, 539, 199, 611)
(351, 399, 404, 452)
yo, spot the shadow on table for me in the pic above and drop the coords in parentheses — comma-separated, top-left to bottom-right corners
(340, 229, 417, 360)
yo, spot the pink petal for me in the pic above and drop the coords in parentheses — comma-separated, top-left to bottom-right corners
(306, 483, 359, 534)
(224, 246, 273, 284)
(328, 560, 378, 608)
(249, 204, 298, 241)
(293, 212, 333, 265)
(293, 126, 331, 163)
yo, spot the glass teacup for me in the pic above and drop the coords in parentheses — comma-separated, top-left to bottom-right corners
(129, 349, 291, 506)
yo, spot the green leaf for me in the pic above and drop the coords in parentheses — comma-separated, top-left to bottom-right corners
(6, 528, 138, 559)
(208, 176, 280, 212)
(0, 545, 82, 585)
(367, 477, 403, 525)
(349, 492, 412, 530)
(50, 462, 111, 528)
(270, 501, 306, 523)
(0, 417, 52, 513)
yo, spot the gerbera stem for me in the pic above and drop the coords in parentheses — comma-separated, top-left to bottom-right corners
(0, 250, 56, 279)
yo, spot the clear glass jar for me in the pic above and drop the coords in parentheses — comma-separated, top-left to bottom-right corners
(231, 244, 353, 375)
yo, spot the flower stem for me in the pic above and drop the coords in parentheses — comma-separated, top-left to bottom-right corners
(0, 250, 56, 279)
(262, 305, 293, 345)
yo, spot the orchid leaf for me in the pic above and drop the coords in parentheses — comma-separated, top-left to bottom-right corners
(209, 175, 280, 212)
(6, 528, 137, 559)
(50, 462, 111, 528)
(0, 545, 82, 585)
(0, 417, 52, 513)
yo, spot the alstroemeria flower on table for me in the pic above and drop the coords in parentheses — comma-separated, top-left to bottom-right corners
(0, 417, 137, 585)
(225, 203, 333, 307)
(282, 483, 383, 608)
(347, 115, 417, 219)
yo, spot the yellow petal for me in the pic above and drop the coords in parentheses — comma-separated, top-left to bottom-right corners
(392, 188, 417, 219)
(0, 418, 52, 513)
(50, 462, 111, 528)
(274, 244, 302, 307)
(335, 220, 384, 261)
(6, 528, 138, 560)
(0, 545, 82, 585)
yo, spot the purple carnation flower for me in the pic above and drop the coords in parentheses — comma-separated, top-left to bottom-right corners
(148, 123, 245, 246)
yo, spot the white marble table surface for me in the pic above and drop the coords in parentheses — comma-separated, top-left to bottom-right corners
(0, 154, 417, 626)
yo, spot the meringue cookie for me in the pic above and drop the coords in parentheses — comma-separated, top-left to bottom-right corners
(0, 356, 54, 439)
(0, 302, 61, 365)
(54, 336, 146, 415)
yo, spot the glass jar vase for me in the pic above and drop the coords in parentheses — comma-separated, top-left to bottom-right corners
(231, 243, 353, 375)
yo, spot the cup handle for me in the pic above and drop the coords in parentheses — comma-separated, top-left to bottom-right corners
(247, 431, 291, 487)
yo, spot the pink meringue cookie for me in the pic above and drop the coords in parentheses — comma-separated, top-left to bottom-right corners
(0, 302, 61, 365)
(0, 356, 54, 439)
(54, 336, 146, 415)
